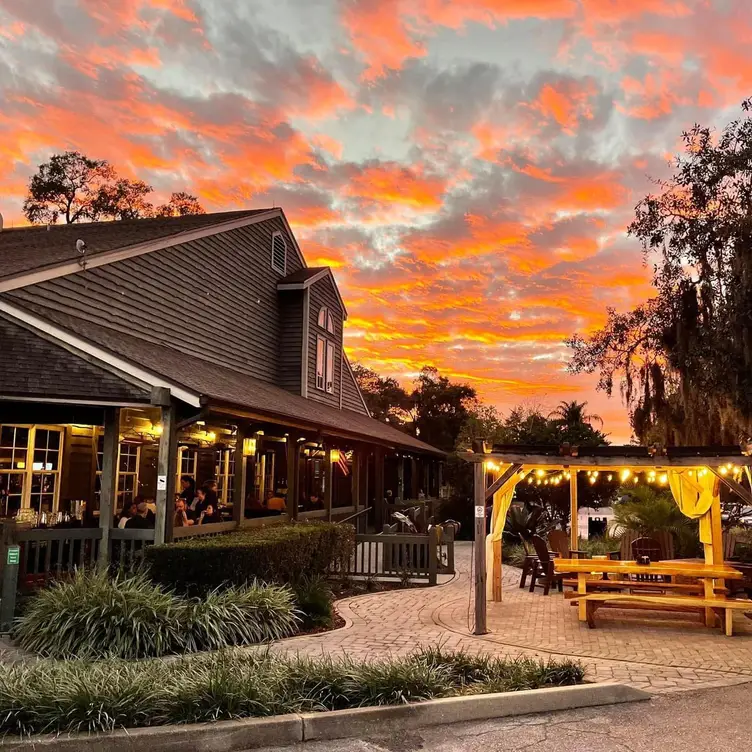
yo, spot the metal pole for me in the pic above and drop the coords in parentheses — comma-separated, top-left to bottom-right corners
(473, 461, 487, 635)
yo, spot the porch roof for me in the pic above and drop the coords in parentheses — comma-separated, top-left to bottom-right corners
(3, 303, 444, 456)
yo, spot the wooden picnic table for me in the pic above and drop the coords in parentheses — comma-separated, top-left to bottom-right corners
(554, 558, 743, 625)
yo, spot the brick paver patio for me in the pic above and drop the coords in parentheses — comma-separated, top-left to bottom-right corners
(276, 542, 752, 694)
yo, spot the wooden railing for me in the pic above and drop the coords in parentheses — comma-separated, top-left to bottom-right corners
(109, 528, 155, 570)
(172, 521, 239, 539)
(16, 527, 102, 584)
(332, 530, 446, 585)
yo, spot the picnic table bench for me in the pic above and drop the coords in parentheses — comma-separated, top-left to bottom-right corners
(571, 593, 752, 635)
(555, 558, 745, 632)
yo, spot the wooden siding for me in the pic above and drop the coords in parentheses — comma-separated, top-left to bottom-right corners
(7, 217, 303, 387)
(341, 353, 369, 416)
(278, 291, 304, 394)
(307, 275, 343, 408)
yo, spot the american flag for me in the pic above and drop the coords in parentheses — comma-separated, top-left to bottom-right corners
(336, 451, 350, 476)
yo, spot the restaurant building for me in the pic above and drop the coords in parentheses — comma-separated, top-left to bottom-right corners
(0, 209, 443, 558)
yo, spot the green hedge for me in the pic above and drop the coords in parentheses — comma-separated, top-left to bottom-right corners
(146, 522, 355, 592)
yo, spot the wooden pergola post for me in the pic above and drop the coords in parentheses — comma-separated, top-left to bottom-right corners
(97, 407, 120, 567)
(154, 399, 177, 545)
(325, 443, 334, 521)
(473, 460, 487, 635)
(232, 424, 250, 525)
(286, 435, 301, 521)
(569, 469, 578, 551)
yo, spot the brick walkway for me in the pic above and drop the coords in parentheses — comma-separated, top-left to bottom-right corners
(276, 542, 752, 694)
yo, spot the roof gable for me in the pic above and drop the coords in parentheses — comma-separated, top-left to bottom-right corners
(0, 209, 309, 291)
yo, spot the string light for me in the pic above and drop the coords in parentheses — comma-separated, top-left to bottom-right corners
(536, 469, 545, 478)
(620, 469, 631, 482)
(659, 473, 668, 485)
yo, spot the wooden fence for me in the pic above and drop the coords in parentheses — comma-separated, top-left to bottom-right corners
(332, 527, 455, 585)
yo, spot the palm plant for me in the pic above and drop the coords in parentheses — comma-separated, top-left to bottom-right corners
(548, 400, 603, 428)
(504, 504, 551, 544)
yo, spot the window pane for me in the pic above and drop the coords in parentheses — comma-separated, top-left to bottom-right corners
(326, 342, 335, 393)
(47, 431, 60, 450)
(0, 449, 12, 470)
(34, 429, 50, 450)
(0, 427, 14, 447)
(318, 307, 327, 327)
(316, 337, 325, 389)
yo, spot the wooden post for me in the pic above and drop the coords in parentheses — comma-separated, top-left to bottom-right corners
(374, 447, 385, 528)
(411, 458, 419, 499)
(98, 407, 120, 567)
(154, 402, 177, 545)
(286, 436, 301, 520)
(351, 448, 361, 509)
(232, 424, 249, 525)
(473, 461, 487, 635)
(325, 445, 333, 521)
(397, 458, 405, 501)
(569, 470, 578, 552)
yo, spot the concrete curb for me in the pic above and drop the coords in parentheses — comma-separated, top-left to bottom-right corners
(2, 683, 650, 751)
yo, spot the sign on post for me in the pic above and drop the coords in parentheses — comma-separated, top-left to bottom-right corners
(6, 546, 19, 566)
(157, 475, 167, 491)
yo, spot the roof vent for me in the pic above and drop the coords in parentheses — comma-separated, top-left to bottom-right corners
(271, 232, 287, 275)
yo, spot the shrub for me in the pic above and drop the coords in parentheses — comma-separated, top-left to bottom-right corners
(576, 535, 621, 558)
(0, 648, 585, 736)
(146, 522, 355, 592)
(13, 569, 298, 660)
(501, 542, 528, 567)
(293, 576, 334, 630)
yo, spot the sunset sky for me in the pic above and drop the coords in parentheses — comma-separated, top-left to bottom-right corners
(1, 1, 749, 442)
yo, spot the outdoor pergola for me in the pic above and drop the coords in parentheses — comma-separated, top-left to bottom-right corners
(467, 442, 752, 635)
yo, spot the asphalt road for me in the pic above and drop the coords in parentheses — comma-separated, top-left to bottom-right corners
(256, 683, 752, 752)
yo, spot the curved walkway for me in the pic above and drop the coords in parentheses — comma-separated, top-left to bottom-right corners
(276, 543, 752, 694)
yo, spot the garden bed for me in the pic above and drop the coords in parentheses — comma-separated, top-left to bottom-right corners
(0, 648, 584, 737)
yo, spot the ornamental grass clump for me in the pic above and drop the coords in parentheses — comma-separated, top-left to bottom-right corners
(13, 569, 298, 660)
(0, 648, 585, 737)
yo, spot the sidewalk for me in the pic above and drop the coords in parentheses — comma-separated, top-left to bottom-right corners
(274, 542, 752, 693)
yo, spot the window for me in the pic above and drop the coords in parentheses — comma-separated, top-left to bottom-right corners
(317, 306, 335, 334)
(96, 437, 141, 509)
(315, 335, 336, 394)
(326, 341, 335, 393)
(0, 425, 63, 518)
(215, 448, 235, 505)
(316, 336, 326, 390)
(271, 232, 287, 274)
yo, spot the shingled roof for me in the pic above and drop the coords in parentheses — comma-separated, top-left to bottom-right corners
(0, 210, 272, 282)
(7, 300, 443, 456)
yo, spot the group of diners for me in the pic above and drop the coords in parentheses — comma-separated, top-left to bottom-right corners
(174, 476, 223, 527)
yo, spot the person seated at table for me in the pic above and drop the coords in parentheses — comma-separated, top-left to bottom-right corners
(265, 489, 286, 513)
(179, 476, 196, 506)
(174, 497, 194, 528)
(117, 501, 137, 529)
(125, 501, 153, 529)
(198, 503, 221, 525)
(192, 487, 210, 517)
(142, 497, 157, 527)
(308, 493, 323, 510)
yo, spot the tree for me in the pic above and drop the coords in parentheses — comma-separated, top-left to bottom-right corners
(23, 152, 206, 225)
(23, 151, 115, 224)
(568, 99, 752, 445)
(156, 192, 205, 217)
(351, 363, 411, 426)
(455, 402, 506, 451)
(411, 366, 476, 451)
(92, 178, 155, 220)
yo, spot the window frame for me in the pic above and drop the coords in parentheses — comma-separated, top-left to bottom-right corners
(0, 424, 64, 518)
(325, 341, 335, 394)
(96, 435, 142, 511)
(270, 231, 287, 275)
(315, 335, 326, 391)
(214, 448, 235, 505)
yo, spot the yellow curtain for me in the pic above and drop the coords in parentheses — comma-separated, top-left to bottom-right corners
(667, 470, 716, 546)
(485, 464, 522, 599)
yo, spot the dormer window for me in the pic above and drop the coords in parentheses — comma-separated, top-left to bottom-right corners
(317, 306, 335, 334)
(271, 232, 287, 275)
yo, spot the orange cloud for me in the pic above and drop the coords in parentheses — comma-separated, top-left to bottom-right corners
(344, 163, 447, 210)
